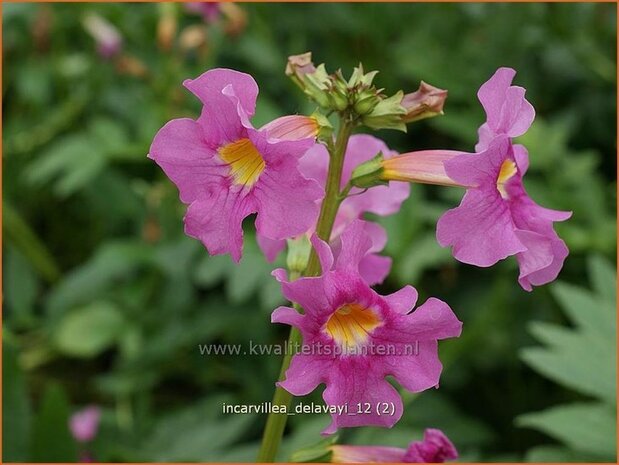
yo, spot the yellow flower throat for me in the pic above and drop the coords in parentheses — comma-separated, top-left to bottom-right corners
(218, 138, 266, 186)
(497, 159, 517, 198)
(325, 303, 381, 351)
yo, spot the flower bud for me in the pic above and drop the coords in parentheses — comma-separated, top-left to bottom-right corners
(286, 52, 316, 89)
(286, 236, 311, 275)
(157, 3, 177, 51)
(301, 64, 332, 109)
(350, 153, 387, 189)
(353, 89, 380, 115)
(220, 2, 247, 36)
(402, 81, 448, 123)
(361, 91, 407, 132)
(179, 25, 207, 52)
(329, 87, 349, 111)
(82, 14, 122, 59)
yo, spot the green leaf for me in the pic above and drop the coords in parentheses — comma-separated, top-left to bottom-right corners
(588, 255, 616, 306)
(4, 246, 39, 325)
(53, 301, 125, 358)
(521, 320, 614, 403)
(517, 402, 616, 459)
(521, 266, 616, 404)
(524, 445, 604, 462)
(394, 232, 452, 283)
(3, 343, 32, 461)
(550, 281, 616, 341)
(32, 383, 77, 462)
(140, 397, 254, 461)
(26, 134, 107, 197)
(46, 241, 153, 319)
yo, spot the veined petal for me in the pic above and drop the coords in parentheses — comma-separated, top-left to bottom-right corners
(184, 187, 256, 262)
(515, 230, 569, 291)
(321, 359, 403, 434)
(279, 354, 331, 396)
(148, 118, 228, 204)
(478, 67, 517, 128)
(382, 285, 418, 315)
(261, 115, 319, 141)
(184, 68, 258, 117)
(335, 219, 374, 273)
(437, 188, 526, 267)
(311, 235, 335, 274)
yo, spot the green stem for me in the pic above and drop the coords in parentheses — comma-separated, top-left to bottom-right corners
(256, 118, 354, 462)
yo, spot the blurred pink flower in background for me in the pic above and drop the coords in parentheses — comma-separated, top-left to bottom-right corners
(82, 14, 122, 59)
(69, 406, 101, 443)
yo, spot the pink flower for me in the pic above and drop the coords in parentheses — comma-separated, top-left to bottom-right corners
(185, 2, 221, 23)
(403, 428, 459, 463)
(330, 428, 458, 463)
(149, 69, 322, 262)
(258, 135, 410, 285)
(82, 14, 122, 59)
(475, 67, 535, 151)
(69, 406, 101, 443)
(436, 136, 571, 291)
(271, 221, 462, 434)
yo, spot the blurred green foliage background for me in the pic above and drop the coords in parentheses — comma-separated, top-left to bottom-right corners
(3, 2, 617, 462)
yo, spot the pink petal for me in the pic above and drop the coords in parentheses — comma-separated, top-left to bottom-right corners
(272, 271, 331, 318)
(382, 285, 418, 314)
(271, 305, 304, 328)
(382, 340, 442, 392)
(499, 86, 535, 138)
(252, 137, 322, 241)
(183, 68, 258, 117)
(403, 428, 459, 462)
(311, 235, 334, 273)
(256, 234, 286, 263)
(477, 67, 517, 129)
(330, 445, 406, 463)
(148, 118, 228, 204)
(515, 230, 569, 292)
(321, 359, 403, 434)
(436, 188, 526, 267)
(184, 187, 256, 262)
(69, 406, 101, 443)
(278, 354, 331, 396)
(335, 219, 374, 273)
(376, 297, 462, 343)
(443, 136, 511, 188)
(358, 253, 392, 286)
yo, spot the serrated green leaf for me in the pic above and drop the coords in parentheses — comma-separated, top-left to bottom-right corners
(588, 255, 616, 306)
(521, 326, 614, 404)
(517, 402, 616, 459)
(550, 281, 615, 341)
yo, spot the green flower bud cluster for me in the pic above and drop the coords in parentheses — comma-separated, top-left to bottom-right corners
(286, 53, 407, 131)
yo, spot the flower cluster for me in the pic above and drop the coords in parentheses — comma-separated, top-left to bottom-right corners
(149, 59, 570, 461)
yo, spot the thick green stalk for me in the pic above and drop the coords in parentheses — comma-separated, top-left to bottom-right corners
(256, 118, 354, 462)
